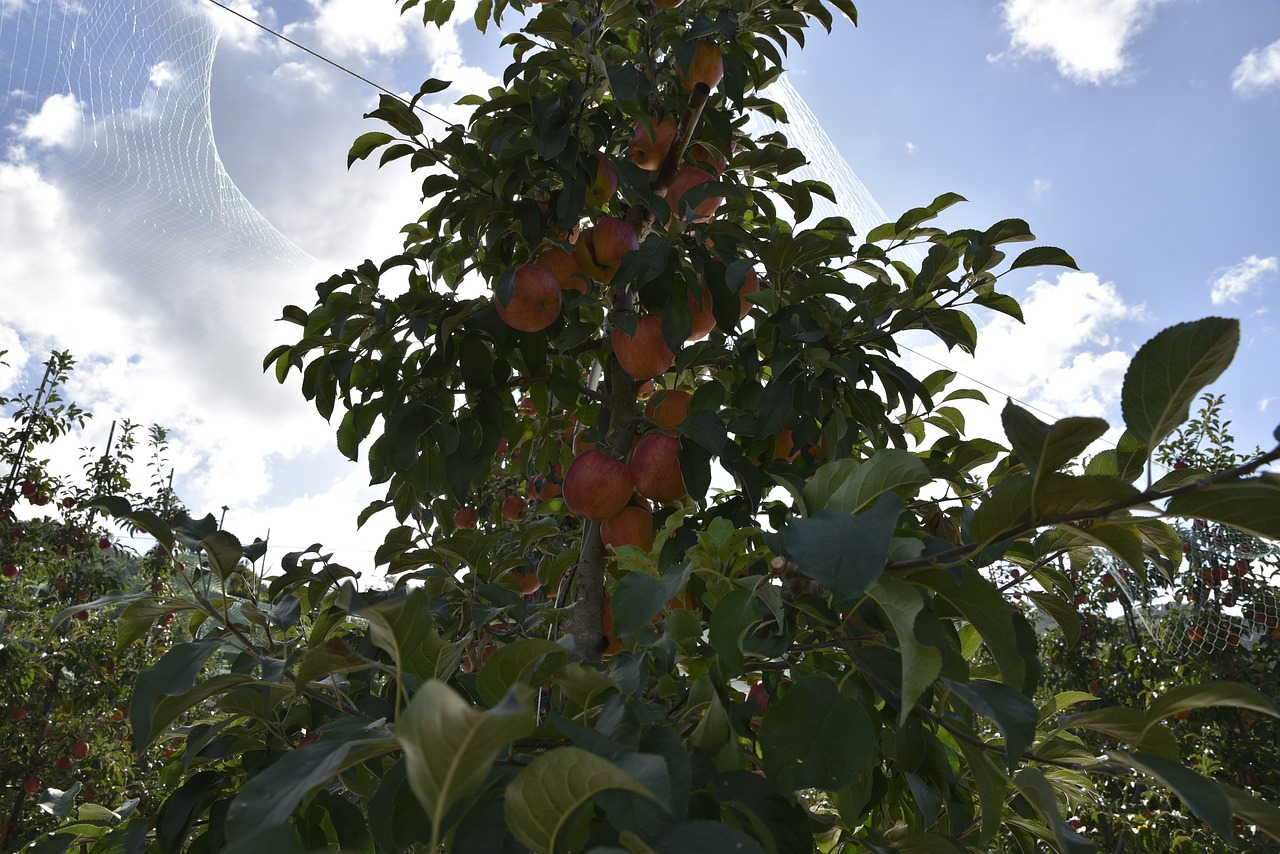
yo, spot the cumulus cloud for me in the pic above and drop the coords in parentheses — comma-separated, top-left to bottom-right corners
(199, 0, 274, 53)
(1032, 178, 1051, 198)
(998, 0, 1165, 84)
(14, 92, 83, 149)
(1231, 39, 1280, 97)
(288, 0, 419, 61)
(1210, 255, 1278, 305)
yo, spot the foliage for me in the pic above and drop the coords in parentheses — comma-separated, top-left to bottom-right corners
(15, 0, 1280, 852)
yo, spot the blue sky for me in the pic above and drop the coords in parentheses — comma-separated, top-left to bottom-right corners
(1, 0, 1277, 566)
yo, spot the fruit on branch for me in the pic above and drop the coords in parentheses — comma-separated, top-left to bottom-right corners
(72, 740, 90, 758)
(453, 507, 479, 529)
(574, 219, 639, 284)
(628, 117, 677, 170)
(748, 682, 769, 714)
(537, 246, 586, 293)
(644, 389, 691, 430)
(563, 450, 634, 521)
(502, 495, 528, 522)
(2, 563, 18, 579)
(629, 433, 687, 504)
(494, 264, 563, 332)
(584, 152, 618, 207)
(511, 568, 542, 595)
(600, 505, 656, 553)
(56, 755, 71, 770)
(613, 314, 677, 381)
(666, 167, 721, 223)
(10, 707, 27, 720)
(23, 779, 40, 793)
(735, 268, 760, 318)
(32, 492, 50, 506)
(686, 282, 717, 340)
(679, 40, 724, 92)
(98, 537, 111, 550)
(572, 427, 596, 454)
(689, 142, 728, 174)
(527, 473, 563, 501)
(20, 481, 37, 499)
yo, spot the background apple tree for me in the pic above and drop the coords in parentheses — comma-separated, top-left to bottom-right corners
(26, 0, 1280, 850)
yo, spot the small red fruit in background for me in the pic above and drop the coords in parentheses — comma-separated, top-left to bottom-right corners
(1088, 681, 1101, 694)
(1100, 573, 1114, 587)
(98, 537, 111, 550)
(747, 682, 769, 715)
(23, 778, 40, 793)
(62, 497, 76, 509)
(20, 481, 37, 498)
(72, 740, 90, 758)
(453, 507, 479, 529)
(502, 495, 528, 522)
(32, 492, 50, 506)
(1227, 633, 1240, 646)
(55, 755, 72, 770)
(1174, 709, 1191, 720)
(74, 609, 89, 621)
(2, 563, 18, 579)
(10, 707, 27, 721)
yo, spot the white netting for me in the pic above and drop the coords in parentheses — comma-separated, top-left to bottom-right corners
(0, 0, 311, 272)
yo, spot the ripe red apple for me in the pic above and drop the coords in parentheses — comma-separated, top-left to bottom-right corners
(75, 610, 89, 621)
(32, 492, 50, 506)
(613, 314, 676, 381)
(537, 246, 586, 293)
(10, 707, 27, 721)
(584, 151, 618, 207)
(72, 740, 90, 758)
(747, 682, 769, 714)
(563, 450, 634, 521)
(1227, 633, 1241, 646)
(1186, 626, 1205, 641)
(600, 505, 655, 553)
(629, 117, 677, 170)
(686, 282, 717, 340)
(688, 142, 729, 174)
(62, 497, 75, 509)
(56, 755, 72, 770)
(679, 41, 724, 92)
(511, 568, 542, 595)
(2, 563, 18, 579)
(572, 427, 596, 454)
(574, 219, 639, 284)
(527, 473, 563, 502)
(98, 537, 110, 550)
(518, 397, 538, 417)
(494, 264, 562, 333)
(23, 778, 40, 793)
(666, 166, 721, 222)
(644, 389, 691, 430)
(735, 268, 760, 318)
(628, 433, 687, 504)
(501, 495, 528, 522)
(19, 481, 37, 498)
(454, 507, 479, 529)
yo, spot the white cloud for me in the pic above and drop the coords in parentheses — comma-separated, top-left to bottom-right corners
(1210, 255, 1277, 305)
(14, 92, 83, 149)
(1231, 39, 1280, 97)
(905, 141, 915, 154)
(999, 0, 1165, 84)
(149, 61, 179, 88)
(1261, 397, 1276, 413)
(1032, 178, 1051, 197)
(200, 0, 274, 53)
(289, 0, 418, 61)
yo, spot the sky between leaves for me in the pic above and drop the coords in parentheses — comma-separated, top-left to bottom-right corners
(0, 0, 1276, 570)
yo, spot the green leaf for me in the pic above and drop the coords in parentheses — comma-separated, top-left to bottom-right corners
(943, 679, 1037, 770)
(475, 639, 568, 708)
(200, 531, 244, 583)
(1011, 768, 1097, 854)
(1008, 246, 1079, 271)
(504, 747, 656, 854)
(917, 566, 1034, 693)
(611, 563, 691, 637)
(225, 731, 396, 846)
(802, 451, 931, 515)
(353, 589, 461, 681)
(648, 820, 766, 854)
(1166, 474, 1280, 539)
(1222, 782, 1280, 844)
(760, 677, 874, 792)
(1108, 750, 1233, 839)
(82, 495, 175, 549)
(348, 131, 395, 168)
(869, 578, 943, 725)
(1001, 401, 1108, 478)
(776, 494, 904, 605)
(1063, 707, 1178, 758)
(1025, 591, 1081, 647)
(131, 639, 224, 749)
(293, 638, 373, 691)
(708, 588, 760, 673)
(1145, 681, 1280, 731)
(1121, 318, 1239, 452)
(969, 474, 1034, 547)
(399, 681, 535, 831)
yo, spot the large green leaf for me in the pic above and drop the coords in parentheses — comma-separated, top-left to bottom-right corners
(708, 588, 760, 673)
(969, 475, 1034, 547)
(398, 680, 535, 833)
(943, 679, 1037, 770)
(1166, 474, 1280, 539)
(1121, 318, 1238, 452)
(1063, 707, 1178, 758)
(869, 578, 943, 725)
(1108, 750, 1232, 839)
(200, 531, 245, 584)
(1001, 401, 1108, 479)
(504, 747, 656, 854)
(802, 451, 930, 515)
(224, 733, 396, 847)
(1011, 768, 1096, 854)
(1144, 681, 1280, 731)
(1025, 591, 1081, 647)
(131, 639, 225, 750)
(475, 639, 568, 708)
(760, 677, 874, 792)
(775, 494, 903, 605)
(1222, 782, 1280, 845)
(611, 563, 691, 637)
(354, 589, 461, 681)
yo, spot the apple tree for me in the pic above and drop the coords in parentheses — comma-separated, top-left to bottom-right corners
(27, 0, 1280, 850)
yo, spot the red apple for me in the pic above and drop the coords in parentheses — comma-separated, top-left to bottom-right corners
(32, 492, 50, 506)
(502, 495, 528, 522)
(584, 151, 618, 207)
(666, 166, 721, 222)
(686, 282, 717, 340)
(98, 537, 110, 550)
(494, 264, 562, 333)
(613, 314, 676, 381)
(537, 246, 586, 293)
(2, 563, 18, 579)
(72, 740, 90, 758)
(629, 117, 677, 170)
(19, 481, 37, 498)
(574, 219, 639, 284)
(56, 755, 72, 770)
(679, 40, 724, 92)
(747, 682, 769, 714)
(628, 433, 687, 504)
(75, 610, 89, 621)
(10, 707, 27, 721)
(23, 778, 40, 793)
(511, 568, 542, 595)
(644, 389, 691, 430)
(454, 507, 479, 529)
(62, 497, 75, 509)
(689, 142, 729, 174)
(563, 450, 634, 521)
(600, 505, 655, 553)
(735, 268, 760, 318)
